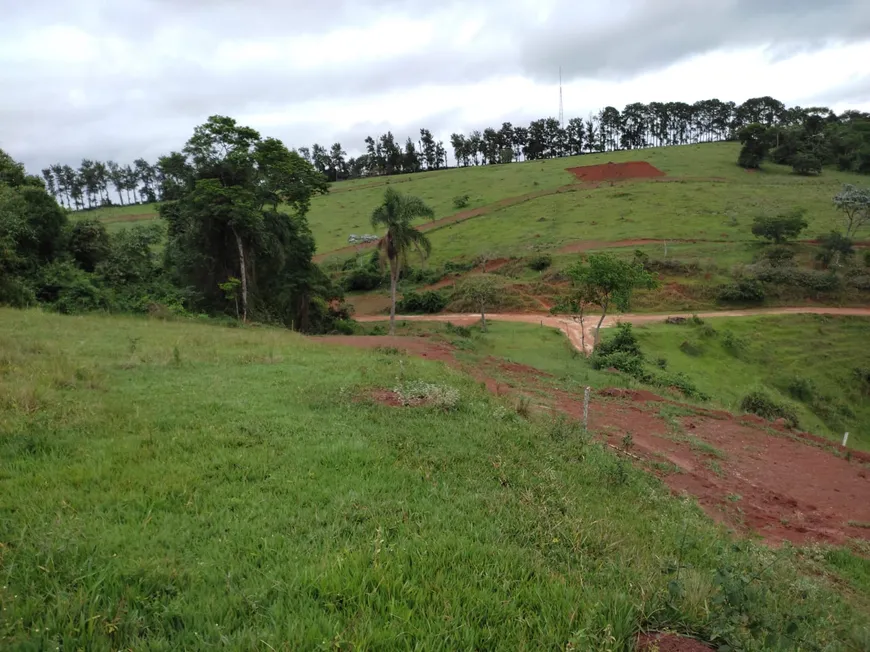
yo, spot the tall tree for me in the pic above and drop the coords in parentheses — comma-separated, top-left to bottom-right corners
(160, 115, 330, 327)
(41, 169, 57, 205)
(370, 188, 435, 334)
(106, 161, 126, 205)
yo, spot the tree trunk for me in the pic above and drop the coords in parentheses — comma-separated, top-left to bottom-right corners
(480, 301, 487, 332)
(233, 228, 248, 323)
(389, 262, 398, 335)
(594, 306, 609, 349)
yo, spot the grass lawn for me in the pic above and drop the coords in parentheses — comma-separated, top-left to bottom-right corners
(2, 309, 869, 650)
(69, 203, 161, 233)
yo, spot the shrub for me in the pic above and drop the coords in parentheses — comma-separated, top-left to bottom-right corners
(791, 151, 822, 176)
(527, 254, 552, 271)
(452, 194, 470, 209)
(864, 251, 870, 268)
(700, 324, 717, 338)
(721, 330, 748, 357)
(396, 290, 447, 314)
(855, 367, 870, 394)
(758, 245, 796, 266)
(651, 370, 709, 400)
(717, 277, 765, 303)
(444, 260, 475, 274)
(596, 322, 643, 358)
(36, 261, 110, 314)
(754, 266, 841, 292)
(343, 266, 384, 291)
(785, 376, 815, 403)
(751, 208, 808, 244)
(814, 231, 854, 268)
(332, 319, 357, 335)
(67, 219, 110, 272)
(590, 350, 645, 376)
(740, 389, 799, 427)
(679, 339, 704, 356)
(655, 357, 668, 369)
(445, 322, 472, 337)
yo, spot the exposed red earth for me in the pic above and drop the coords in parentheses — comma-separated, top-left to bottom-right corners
(320, 307, 870, 546)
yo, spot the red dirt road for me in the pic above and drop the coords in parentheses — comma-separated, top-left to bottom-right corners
(357, 307, 870, 354)
(327, 307, 870, 545)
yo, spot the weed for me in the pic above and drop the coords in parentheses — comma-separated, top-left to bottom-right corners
(515, 395, 531, 418)
(679, 339, 704, 356)
(392, 380, 460, 410)
(740, 389, 799, 427)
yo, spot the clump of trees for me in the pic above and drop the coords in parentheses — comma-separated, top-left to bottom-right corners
(1, 117, 348, 332)
(737, 109, 870, 175)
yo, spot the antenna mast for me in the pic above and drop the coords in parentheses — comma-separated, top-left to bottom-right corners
(558, 66, 564, 129)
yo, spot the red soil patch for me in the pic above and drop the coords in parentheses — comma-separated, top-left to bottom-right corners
(313, 335, 456, 363)
(566, 161, 666, 182)
(367, 389, 405, 407)
(637, 633, 713, 651)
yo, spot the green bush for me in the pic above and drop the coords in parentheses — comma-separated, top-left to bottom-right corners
(718, 277, 765, 303)
(36, 261, 110, 314)
(343, 266, 384, 291)
(590, 350, 645, 376)
(864, 251, 870, 268)
(444, 260, 475, 274)
(679, 339, 704, 356)
(67, 219, 110, 272)
(452, 194, 470, 209)
(332, 319, 357, 335)
(751, 208, 808, 244)
(785, 376, 815, 402)
(527, 254, 552, 271)
(596, 322, 643, 358)
(758, 245, 796, 266)
(721, 330, 748, 357)
(739, 389, 799, 427)
(445, 322, 472, 337)
(396, 290, 447, 314)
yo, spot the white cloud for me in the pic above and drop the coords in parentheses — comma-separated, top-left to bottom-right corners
(1, 0, 869, 171)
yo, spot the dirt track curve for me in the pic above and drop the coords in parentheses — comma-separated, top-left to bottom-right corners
(356, 307, 870, 354)
(326, 306, 870, 546)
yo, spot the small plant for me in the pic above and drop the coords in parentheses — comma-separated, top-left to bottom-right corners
(396, 290, 447, 314)
(452, 194, 471, 209)
(785, 376, 815, 403)
(655, 357, 668, 369)
(740, 389, 799, 427)
(527, 254, 552, 271)
(392, 380, 460, 411)
(690, 314, 704, 325)
(721, 330, 747, 357)
(621, 432, 634, 452)
(172, 345, 182, 366)
(679, 339, 704, 356)
(700, 324, 717, 338)
(375, 346, 401, 356)
(515, 396, 531, 418)
(128, 336, 142, 354)
(445, 322, 472, 337)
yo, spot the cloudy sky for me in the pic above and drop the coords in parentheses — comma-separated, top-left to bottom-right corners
(3, 0, 870, 172)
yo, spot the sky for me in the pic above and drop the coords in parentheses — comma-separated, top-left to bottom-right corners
(2, 0, 870, 173)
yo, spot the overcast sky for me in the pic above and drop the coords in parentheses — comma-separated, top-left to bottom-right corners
(3, 0, 870, 172)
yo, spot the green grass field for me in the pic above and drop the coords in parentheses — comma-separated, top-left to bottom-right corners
(69, 203, 161, 233)
(629, 314, 870, 451)
(2, 309, 869, 650)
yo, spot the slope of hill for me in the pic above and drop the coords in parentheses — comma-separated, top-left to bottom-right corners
(2, 308, 869, 650)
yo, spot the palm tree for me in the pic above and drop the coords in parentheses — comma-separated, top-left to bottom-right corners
(371, 188, 435, 334)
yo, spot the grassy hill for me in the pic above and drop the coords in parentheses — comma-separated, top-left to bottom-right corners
(73, 142, 870, 255)
(2, 308, 869, 649)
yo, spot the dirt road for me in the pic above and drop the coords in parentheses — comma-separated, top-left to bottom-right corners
(356, 307, 870, 354)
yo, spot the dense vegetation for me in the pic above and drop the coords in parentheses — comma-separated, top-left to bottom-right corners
(2, 309, 869, 650)
(0, 118, 346, 331)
